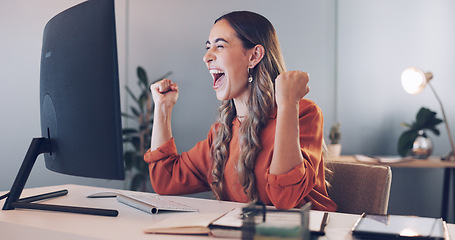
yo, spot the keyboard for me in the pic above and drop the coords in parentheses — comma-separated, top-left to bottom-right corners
(116, 193, 199, 214)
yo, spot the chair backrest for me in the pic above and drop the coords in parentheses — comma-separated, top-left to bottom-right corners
(327, 162, 392, 215)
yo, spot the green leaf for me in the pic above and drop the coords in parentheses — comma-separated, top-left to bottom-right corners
(139, 123, 149, 131)
(125, 86, 140, 106)
(427, 127, 440, 136)
(413, 107, 443, 130)
(122, 128, 138, 135)
(137, 66, 149, 90)
(415, 108, 430, 127)
(133, 155, 146, 169)
(122, 137, 132, 144)
(397, 130, 418, 157)
(131, 173, 145, 191)
(425, 118, 443, 129)
(130, 136, 141, 150)
(123, 137, 139, 150)
(126, 87, 146, 114)
(123, 151, 136, 170)
(121, 112, 136, 119)
(402, 107, 443, 139)
(139, 92, 148, 110)
(130, 106, 141, 117)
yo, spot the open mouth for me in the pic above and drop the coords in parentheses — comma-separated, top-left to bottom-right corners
(210, 69, 225, 88)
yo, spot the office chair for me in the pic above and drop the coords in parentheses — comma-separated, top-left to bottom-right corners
(327, 162, 392, 215)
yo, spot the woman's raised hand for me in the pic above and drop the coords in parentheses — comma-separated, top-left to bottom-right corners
(150, 79, 179, 108)
(274, 71, 310, 107)
(149, 79, 178, 150)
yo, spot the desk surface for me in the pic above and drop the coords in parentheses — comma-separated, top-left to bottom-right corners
(335, 155, 455, 168)
(1, 184, 454, 239)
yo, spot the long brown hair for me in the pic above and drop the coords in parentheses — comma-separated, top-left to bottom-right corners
(209, 11, 286, 201)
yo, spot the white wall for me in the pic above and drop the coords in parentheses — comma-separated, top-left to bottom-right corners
(337, 0, 455, 219)
(338, 0, 455, 157)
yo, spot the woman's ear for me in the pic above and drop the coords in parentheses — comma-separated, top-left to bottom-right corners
(249, 44, 265, 68)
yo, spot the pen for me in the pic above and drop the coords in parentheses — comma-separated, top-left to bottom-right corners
(320, 212, 329, 232)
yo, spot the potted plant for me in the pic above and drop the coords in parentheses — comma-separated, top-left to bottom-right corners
(122, 66, 171, 191)
(327, 122, 342, 158)
(397, 107, 443, 158)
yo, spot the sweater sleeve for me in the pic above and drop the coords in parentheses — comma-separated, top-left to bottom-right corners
(143, 130, 214, 195)
(265, 100, 333, 210)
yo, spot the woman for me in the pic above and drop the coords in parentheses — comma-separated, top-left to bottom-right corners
(144, 11, 336, 211)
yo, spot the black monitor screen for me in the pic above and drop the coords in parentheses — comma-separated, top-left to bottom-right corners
(40, 0, 124, 180)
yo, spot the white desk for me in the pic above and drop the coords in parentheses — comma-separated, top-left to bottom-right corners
(1, 184, 454, 239)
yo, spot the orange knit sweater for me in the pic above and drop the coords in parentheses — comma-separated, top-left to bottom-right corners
(144, 99, 337, 211)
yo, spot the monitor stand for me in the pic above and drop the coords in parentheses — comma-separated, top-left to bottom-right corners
(2, 137, 118, 217)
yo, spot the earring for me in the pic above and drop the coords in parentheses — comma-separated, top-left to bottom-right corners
(248, 68, 253, 83)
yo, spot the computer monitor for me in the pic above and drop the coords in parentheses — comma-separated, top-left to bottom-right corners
(2, 0, 125, 217)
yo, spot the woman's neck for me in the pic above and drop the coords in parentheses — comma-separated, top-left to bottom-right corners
(233, 97, 249, 118)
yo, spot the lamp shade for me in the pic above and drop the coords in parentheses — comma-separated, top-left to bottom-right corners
(401, 67, 433, 95)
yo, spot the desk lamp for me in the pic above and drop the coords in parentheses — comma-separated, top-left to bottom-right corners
(401, 67, 455, 161)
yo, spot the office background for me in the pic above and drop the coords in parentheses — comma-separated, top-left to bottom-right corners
(0, 0, 453, 220)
